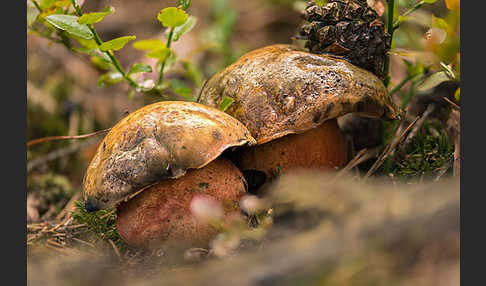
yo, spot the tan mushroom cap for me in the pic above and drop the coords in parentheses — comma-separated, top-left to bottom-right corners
(83, 101, 256, 210)
(198, 44, 404, 144)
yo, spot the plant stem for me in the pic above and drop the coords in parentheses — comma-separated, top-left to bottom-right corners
(69, 0, 139, 89)
(157, 27, 175, 87)
(389, 73, 417, 97)
(401, 78, 418, 109)
(383, 0, 395, 88)
(393, 1, 425, 29)
(31, 0, 42, 12)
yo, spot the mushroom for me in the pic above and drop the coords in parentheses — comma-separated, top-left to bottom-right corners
(82, 101, 256, 250)
(198, 44, 403, 186)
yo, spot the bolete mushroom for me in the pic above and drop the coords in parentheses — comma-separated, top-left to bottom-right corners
(82, 101, 256, 250)
(197, 44, 403, 185)
(197, 0, 404, 186)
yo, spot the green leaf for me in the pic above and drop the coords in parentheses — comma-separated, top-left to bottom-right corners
(90, 49, 112, 63)
(78, 13, 107, 24)
(169, 16, 197, 42)
(395, 15, 413, 26)
(41, 0, 56, 9)
(445, 0, 460, 10)
(178, 0, 191, 10)
(73, 47, 111, 67)
(53, 0, 71, 7)
(432, 15, 452, 36)
(146, 47, 171, 61)
(174, 87, 192, 99)
(440, 62, 455, 80)
(157, 7, 188, 28)
(132, 39, 165, 51)
(78, 6, 115, 24)
(454, 87, 460, 101)
(219, 96, 234, 112)
(171, 79, 193, 100)
(315, 0, 326, 7)
(99, 36, 136, 51)
(45, 14, 94, 39)
(128, 63, 153, 74)
(98, 72, 123, 87)
(104, 6, 115, 14)
(422, 0, 437, 3)
(90, 55, 112, 70)
(72, 35, 99, 49)
(417, 71, 451, 92)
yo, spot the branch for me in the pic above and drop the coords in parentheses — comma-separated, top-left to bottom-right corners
(27, 128, 110, 148)
(27, 137, 101, 173)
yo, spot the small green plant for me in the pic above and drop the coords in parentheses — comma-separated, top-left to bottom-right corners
(27, 0, 199, 100)
(384, 0, 460, 100)
(375, 0, 460, 179)
(71, 200, 127, 250)
(380, 121, 453, 179)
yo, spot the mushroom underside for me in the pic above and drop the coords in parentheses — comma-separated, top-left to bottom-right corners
(230, 119, 347, 192)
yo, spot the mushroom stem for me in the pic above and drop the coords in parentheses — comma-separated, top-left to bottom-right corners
(233, 119, 347, 189)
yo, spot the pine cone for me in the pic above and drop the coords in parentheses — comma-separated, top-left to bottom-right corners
(299, 0, 390, 79)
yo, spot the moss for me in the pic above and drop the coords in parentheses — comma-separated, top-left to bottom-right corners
(71, 200, 128, 251)
(379, 121, 453, 180)
(27, 173, 76, 215)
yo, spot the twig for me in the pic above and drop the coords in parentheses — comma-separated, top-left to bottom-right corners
(342, 148, 368, 173)
(364, 116, 420, 178)
(56, 192, 82, 221)
(66, 224, 88, 229)
(333, 147, 381, 182)
(453, 123, 460, 177)
(27, 137, 100, 173)
(443, 97, 460, 111)
(108, 239, 122, 262)
(435, 159, 452, 181)
(72, 237, 96, 248)
(400, 103, 436, 152)
(27, 128, 110, 148)
(46, 238, 65, 248)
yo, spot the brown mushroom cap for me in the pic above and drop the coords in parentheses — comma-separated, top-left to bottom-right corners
(198, 44, 403, 144)
(83, 101, 256, 210)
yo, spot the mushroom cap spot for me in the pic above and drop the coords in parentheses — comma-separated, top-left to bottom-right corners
(199, 44, 403, 144)
(82, 101, 256, 210)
